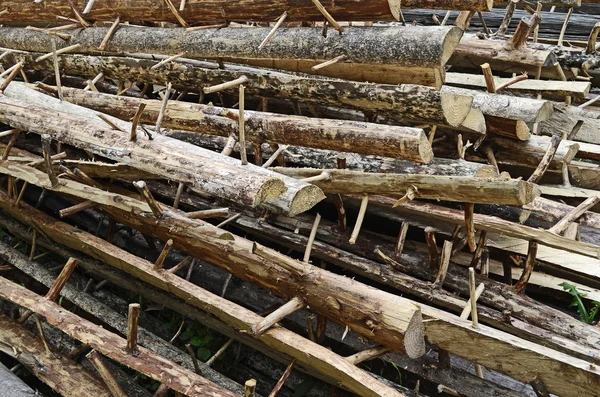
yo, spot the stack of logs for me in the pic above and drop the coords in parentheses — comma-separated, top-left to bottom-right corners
(0, 0, 599, 396)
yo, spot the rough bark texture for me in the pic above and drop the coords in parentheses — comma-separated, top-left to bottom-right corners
(0, 362, 40, 397)
(3, 52, 473, 126)
(0, 83, 325, 215)
(0, 314, 112, 397)
(0, 0, 493, 24)
(0, 279, 241, 397)
(51, 86, 434, 162)
(272, 168, 540, 205)
(0, 26, 464, 86)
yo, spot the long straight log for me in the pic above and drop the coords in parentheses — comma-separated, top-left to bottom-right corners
(0, 190, 411, 397)
(0, 83, 324, 216)
(0, 26, 464, 87)
(3, 182, 599, 397)
(0, 314, 113, 397)
(0, 0, 493, 25)
(0, 166, 427, 358)
(0, 278, 242, 397)
(49, 86, 434, 162)
(2, 52, 473, 127)
(272, 168, 540, 205)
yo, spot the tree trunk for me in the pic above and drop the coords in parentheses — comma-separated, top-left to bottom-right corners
(271, 167, 540, 205)
(0, 25, 464, 87)
(0, 0, 493, 25)
(49, 86, 435, 162)
(0, 362, 40, 397)
(3, 52, 474, 127)
(539, 103, 600, 145)
(0, 314, 113, 397)
(0, 85, 325, 216)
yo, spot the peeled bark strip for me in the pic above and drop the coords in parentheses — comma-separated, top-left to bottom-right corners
(0, 314, 112, 397)
(0, 26, 464, 87)
(0, 86, 325, 215)
(0, 278, 241, 397)
(3, 53, 473, 127)
(272, 168, 540, 205)
(0, 0, 493, 25)
(52, 86, 434, 162)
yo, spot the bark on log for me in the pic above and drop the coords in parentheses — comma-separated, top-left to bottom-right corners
(0, 279, 243, 397)
(0, 168, 427, 358)
(0, 314, 112, 397)
(271, 168, 540, 205)
(539, 103, 600, 145)
(2, 52, 474, 127)
(0, 83, 325, 216)
(165, 133, 499, 177)
(0, 0, 494, 25)
(48, 86, 434, 162)
(0, 26, 464, 87)
(1, 186, 598, 397)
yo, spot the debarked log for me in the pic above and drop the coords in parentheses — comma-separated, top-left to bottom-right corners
(271, 167, 540, 205)
(0, 26, 464, 87)
(47, 86, 434, 162)
(0, 0, 493, 25)
(0, 84, 325, 216)
(2, 52, 473, 127)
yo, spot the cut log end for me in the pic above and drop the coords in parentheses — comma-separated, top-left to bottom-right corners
(563, 142, 580, 164)
(441, 27, 466, 67)
(514, 120, 532, 141)
(287, 185, 326, 217)
(518, 180, 542, 205)
(460, 108, 487, 134)
(417, 132, 434, 164)
(404, 307, 426, 359)
(253, 177, 287, 207)
(536, 101, 555, 123)
(473, 165, 499, 178)
(440, 92, 474, 127)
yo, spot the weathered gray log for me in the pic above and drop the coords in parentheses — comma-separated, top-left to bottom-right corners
(0, 81, 325, 216)
(0, 362, 37, 397)
(47, 86, 434, 162)
(2, 52, 474, 127)
(0, 314, 112, 397)
(272, 167, 540, 205)
(0, 0, 493, 25)
(0, 25, 464, 87)
(539, 102, 600, 144)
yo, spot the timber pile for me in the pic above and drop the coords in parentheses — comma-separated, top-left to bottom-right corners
(0, 1, 600, 397)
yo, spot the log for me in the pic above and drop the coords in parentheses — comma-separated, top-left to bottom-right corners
(446, 72, 592, 99)
(49, 86, 434, 162)
(0, 25, 464, 87)
(0, 362, 36, 397)
(2, 52, 474, 127)
(0, 278, 243, 397)
(167, 133, 499, 177)
(0, 82, 325, 216)
(0, 314, 112, 397)
(0, 0, 494, 25)
(271, 167, 540, 205)
(538, 103, 600, 145)
(442, 86, 554, 123)
(0, 191, 412, 397)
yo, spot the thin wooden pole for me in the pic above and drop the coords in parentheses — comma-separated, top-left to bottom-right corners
(126, 303, 140, 354)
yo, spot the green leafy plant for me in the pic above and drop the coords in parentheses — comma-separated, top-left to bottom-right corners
(559, 282, 600, 324)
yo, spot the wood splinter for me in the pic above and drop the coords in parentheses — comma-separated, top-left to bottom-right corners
(18, 257, 78, 324)
(252, 296, 306, 335)
(468, 268, 479, 329)
(126, 303, 140, 354)
(84, 72, 104, 91)
(1, 129, 21, 162)
(513, 240, 538, 293)
(527, 135, 561, 184)
(312, 55, 345, 72)
(86, 350, 128, 397)
(98, 17, 121, 51)
(161, 0, 189, 27)
(59, 200, 97, 218)
(432, 240, 452, 288)
(303, 213, 321, 263)
(346, 346, 391, 365)
(0, 61, 23, 92)
(464, 203, 476, 252)
(586, 22, 600, 54)
(41, 134, 59, 187)
(130, 103, 146, 142)
(239, 84, 247, 165)
(151, 51, 187, 70)
(154, 239, 173, 270)
(205, 338, 234, 367)
(424, 227, 439, 267)
(203, 75, 248, 94)
(185, 208, 229, 220)
(268, 360, 296, 397)
(133, 181, 163, 218)
(311, 0, 343, 33)
(258, 12, 288, 50)
(349, 194, 368, 245)
(394, 222, 409, 259)
(548, 196, 600, 236)
(35, 44, 81, 62)
(155, 82, 172, 134)
(392, 185, 418, 208)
